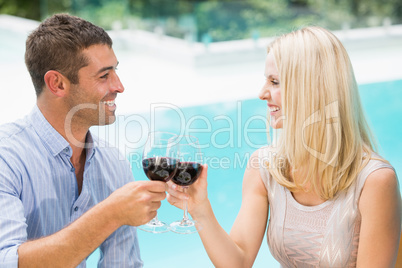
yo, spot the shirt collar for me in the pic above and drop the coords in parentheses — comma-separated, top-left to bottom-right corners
(29, 105, 97, 160)
(29, 105, 70, 157)
(85, 131, 97, 162)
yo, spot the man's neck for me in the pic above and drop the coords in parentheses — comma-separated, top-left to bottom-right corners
(37, 101, 90, 163)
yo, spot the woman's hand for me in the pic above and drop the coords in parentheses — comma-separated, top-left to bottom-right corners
(167, 164, 209, 218)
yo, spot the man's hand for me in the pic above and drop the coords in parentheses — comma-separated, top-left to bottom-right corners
(107, 181, 167, 226)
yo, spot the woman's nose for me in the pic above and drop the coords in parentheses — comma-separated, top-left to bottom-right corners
(259, 85, 270, 100)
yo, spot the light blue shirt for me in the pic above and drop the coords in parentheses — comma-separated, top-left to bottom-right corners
(0, 105, 143, 267)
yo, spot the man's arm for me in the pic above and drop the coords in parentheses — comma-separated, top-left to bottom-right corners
(18, 197, 119, 268)
(96, 159, 144, 267)
(16, 181, 166, 268)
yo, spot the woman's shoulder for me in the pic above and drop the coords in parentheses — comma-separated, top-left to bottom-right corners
(252, 145, 275, 161)
(358, 161, 400, 227)
(246, 146, 270, 172)
(358, 154, 398, 209)
(242, 148, 269, 198)
(246, 146, 277, 191)
(359, 153, 395, 183)
(362, 164, 398, 194)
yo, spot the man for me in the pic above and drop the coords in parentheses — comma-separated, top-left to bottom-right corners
(0, 14, 166, 267)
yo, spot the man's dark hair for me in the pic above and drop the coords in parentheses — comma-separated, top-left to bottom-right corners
(25, 13, 113, 96)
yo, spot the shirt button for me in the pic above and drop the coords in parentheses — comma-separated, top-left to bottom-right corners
(74, 207, 79, 211)
(71, 167, 75, 172)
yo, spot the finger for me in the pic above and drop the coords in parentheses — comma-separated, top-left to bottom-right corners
(192, 164, 208, 188)
(167, 193, 184, 209)
(168, 182, 185, 193)
(166, 181, 175, 191)
(167, 185, 189, 200)
(199, 164, 208, 182)
(145, 181, 168, 193)
(149, 201, 162, 212)
(147, 191, 167, 202)
(146, 211, 157, 223)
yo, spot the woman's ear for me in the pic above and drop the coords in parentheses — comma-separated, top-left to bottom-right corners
(43, 70, 70, 97)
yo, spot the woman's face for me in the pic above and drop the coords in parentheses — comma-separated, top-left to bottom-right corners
(259, 52, 283, 129)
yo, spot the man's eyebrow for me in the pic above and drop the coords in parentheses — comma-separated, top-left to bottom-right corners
(96, 61, 119, 75)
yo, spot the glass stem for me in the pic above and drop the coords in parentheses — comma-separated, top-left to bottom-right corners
(182, 186, 189, 223)
(153, 213, 159, 223)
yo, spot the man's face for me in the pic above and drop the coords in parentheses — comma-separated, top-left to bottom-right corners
(66, 44, 124, 127)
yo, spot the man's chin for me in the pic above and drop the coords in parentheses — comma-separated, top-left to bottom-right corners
(97, 115, 116, 126)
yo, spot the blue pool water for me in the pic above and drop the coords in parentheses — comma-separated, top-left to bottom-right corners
(86, 79, 402, 267)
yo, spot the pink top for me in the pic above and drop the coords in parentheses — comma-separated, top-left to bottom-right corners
(258, 147, 393, 267)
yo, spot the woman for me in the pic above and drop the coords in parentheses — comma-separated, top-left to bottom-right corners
(167, 26, 401, 267)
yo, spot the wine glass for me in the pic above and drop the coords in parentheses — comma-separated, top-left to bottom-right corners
(170, 135, 203, 234)
(140, 131, 178, 233)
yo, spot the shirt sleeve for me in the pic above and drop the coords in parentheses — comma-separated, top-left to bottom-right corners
(97, 154, 143, 267)
(98, 225, 143, 267)
(0, 156, 28, 267)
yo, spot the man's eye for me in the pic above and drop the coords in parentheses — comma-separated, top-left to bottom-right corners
(100, 73, 109, 79)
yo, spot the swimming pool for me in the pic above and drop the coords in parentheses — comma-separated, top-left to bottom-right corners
(87, 79, 402, 267)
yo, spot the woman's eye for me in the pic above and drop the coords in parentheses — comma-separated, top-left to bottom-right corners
(271, 80, 279, 85)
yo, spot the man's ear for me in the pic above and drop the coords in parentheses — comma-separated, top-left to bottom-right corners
(44, 70, 70, 97)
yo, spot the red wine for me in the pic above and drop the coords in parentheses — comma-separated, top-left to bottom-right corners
(142, 157, 177, 182)
(171, 162, 203, 186)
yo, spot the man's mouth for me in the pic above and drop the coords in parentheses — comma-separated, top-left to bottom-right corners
(102, 100, 115, 107)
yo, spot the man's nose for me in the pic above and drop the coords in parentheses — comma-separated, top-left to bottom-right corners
(111, 72, 124, 93)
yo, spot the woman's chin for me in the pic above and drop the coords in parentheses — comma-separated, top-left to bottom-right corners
(270, 121, 283, 129)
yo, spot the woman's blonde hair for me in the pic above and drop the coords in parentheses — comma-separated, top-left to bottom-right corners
(267, 26, 379, 200)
